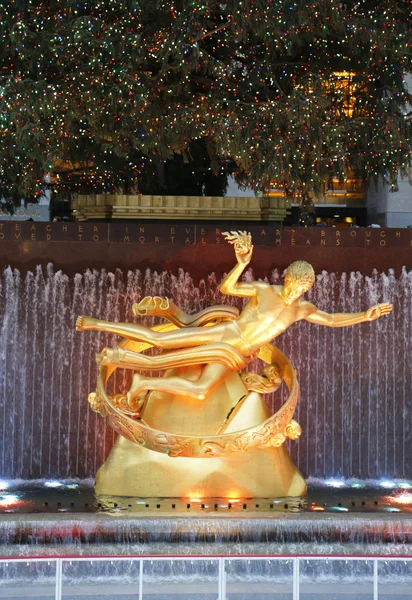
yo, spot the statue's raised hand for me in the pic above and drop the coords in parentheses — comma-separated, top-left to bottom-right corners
(222, 230, 253, 265)
(365, 303, 393, 321)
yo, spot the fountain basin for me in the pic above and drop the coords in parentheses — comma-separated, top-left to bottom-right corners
(1, 512, 412, 557)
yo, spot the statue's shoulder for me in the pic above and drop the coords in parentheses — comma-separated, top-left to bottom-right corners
(298, 299, 317, 315)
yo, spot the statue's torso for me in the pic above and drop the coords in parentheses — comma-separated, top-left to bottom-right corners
(237, 284, 308, 349)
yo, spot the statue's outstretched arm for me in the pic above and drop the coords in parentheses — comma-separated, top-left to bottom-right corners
(219, 230, 256, 298)
(305, 303, 392, 327)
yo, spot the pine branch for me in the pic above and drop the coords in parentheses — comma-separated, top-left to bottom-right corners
(192, 21, 232, 43)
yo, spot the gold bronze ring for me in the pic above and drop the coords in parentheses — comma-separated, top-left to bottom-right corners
(95, 340, 300, 458)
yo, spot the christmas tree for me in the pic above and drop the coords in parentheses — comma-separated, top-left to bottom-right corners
(0, 0, 411, 209)
(298, 191, 316, 226)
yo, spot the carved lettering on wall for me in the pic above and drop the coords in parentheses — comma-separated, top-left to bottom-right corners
(0, 223, 410, 247)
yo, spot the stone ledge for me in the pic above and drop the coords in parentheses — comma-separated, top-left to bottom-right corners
(72, 194, 289, 221)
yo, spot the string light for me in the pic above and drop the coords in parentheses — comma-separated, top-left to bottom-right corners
(0, 0, 410, 208)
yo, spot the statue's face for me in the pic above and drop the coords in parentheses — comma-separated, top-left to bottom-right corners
(283, 278, 312, 304)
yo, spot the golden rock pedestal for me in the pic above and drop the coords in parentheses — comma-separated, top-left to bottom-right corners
(95, 437, 305, 498)
(95, 369, 306, 498)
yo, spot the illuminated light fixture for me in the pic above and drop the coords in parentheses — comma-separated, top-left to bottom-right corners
(351, 483, 365, 488)
(0, 494, 20, 507)
(0, 481, 9, 491)
(398, 482, 412, 489)
(189, 498, 202, 503)
(391, 493, 412, 505)
(66, 483, 79, 489)
(333, 71, 357, 78)
(44, 480, 63, 488)
(311, 505, 325, 512)
(380, 480, 397, 489)
(384, 507, 401, 512)
(329, 506, 349, 512)
(334, 214, 340, 217)
(325, 479, 346, 488)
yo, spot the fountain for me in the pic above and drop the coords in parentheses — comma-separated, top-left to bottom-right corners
(0, 258, 411, 481)
(0, 229, 411, 561)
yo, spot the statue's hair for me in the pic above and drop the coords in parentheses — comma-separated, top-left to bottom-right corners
(284, 261, 315, 288)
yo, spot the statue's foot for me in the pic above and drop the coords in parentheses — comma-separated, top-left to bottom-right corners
(76, 315, 99, 331)
(127, 391, 148, 414)
(127, 373, 146, 406)
(96, 349, 107, 367)
(110, 393, 145, 417)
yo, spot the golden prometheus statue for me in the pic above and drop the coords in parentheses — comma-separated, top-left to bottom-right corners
(76, 231, 392, 499)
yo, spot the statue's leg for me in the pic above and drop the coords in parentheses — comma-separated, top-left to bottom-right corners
(98, 341, 248, 372)
(127, 362, 232, 402)
(77, 315, 226, 349)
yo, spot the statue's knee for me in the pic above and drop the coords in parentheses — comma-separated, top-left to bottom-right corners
(193, 385, 208, 401)
(151, 331, 167, 346)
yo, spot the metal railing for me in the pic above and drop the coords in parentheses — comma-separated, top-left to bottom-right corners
(0, 555, 411, 599)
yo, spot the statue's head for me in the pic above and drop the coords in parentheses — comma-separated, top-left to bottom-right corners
(283, 261, 315, 304)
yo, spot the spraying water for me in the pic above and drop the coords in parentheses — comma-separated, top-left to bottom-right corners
(0, 265, 411, 480)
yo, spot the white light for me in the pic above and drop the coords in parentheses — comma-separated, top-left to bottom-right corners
(66, 484, 79, 489)
(44, 480, 63, 488)
(398, 482, 412, 489)
(391, 493, 412, 505)
(0, 494, 20, 506)
(330, 506, 349, 512)
(380, 480, 397, 489)
(325, 479, 345, 488)
(0, 481, 9, 491)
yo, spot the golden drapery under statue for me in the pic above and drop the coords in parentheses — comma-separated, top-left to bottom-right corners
(77, 231, 392, 498)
